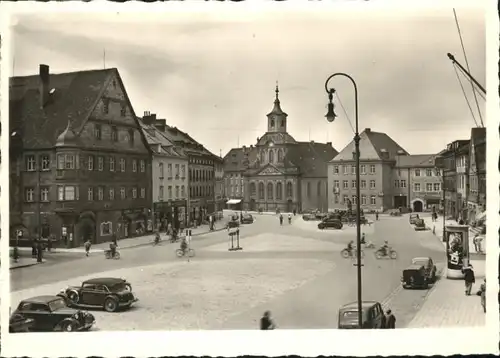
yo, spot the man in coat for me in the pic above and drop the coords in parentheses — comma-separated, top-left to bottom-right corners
(462, 265, 475, 295)
(385, 309, 396, 329)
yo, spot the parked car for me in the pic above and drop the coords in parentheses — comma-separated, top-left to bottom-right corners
(240, 213, 254, 224)
(401, 265, 430, 289)
(409, 214, 419, 225)
(58, 277, 138, 312)
(318, 217, 343, 230)
(9, 315, 35, 333)
(411, 257, 437, 282)
(302, 213, 316, 221)
(414, 218, 427, 231)
(389, 209, 402, 217)
(338, 301, 386, 329)
(10, 295, 95, 332)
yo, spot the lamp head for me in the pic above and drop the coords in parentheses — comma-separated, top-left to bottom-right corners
(325, 102, 337, 123)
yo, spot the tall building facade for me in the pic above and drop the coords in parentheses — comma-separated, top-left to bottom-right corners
(467, 127, 486, 219)
(140, 114, 189, 230)
(328, 129, 444, 213)
(213, 156, 225, 214)
(140, 113, 218, 226)
(223, 85, 338, 213)
(10, 65, 152, 247)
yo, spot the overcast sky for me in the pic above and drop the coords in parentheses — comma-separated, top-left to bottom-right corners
(9, 6, 485, 157)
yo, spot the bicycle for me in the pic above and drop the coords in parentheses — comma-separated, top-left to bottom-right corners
(175, 247, 195, 258)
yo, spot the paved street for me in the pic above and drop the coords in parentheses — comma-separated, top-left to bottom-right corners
(11, 212, 446, 330)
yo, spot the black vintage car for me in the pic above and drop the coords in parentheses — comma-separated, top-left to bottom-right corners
(338, 301, 386, 329)
(10, 295, 95, 332)
(58, 277, 138, 312)
(318, 217, 343, 230)
(401, 264, 432, 289)
(9, 314, 35, 333)
(411, 257, 437, 282)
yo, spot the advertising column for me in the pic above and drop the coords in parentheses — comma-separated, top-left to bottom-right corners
(445, 224, 470, 279)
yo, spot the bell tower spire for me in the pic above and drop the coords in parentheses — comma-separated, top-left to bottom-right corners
(266, 82, 288, 133)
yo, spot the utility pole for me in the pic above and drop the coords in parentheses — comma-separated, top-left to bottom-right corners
(447, 53, 486, 95)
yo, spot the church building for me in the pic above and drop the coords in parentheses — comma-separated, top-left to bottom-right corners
(223, 85, 338, 213)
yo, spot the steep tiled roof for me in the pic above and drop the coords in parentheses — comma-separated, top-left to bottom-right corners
(332, 128, 408, 162)
(395, 154, 437, 168)
(139, 120, 186, 158)
(285, 142, 338, 177)
(223, 148, 246, 172)
(10, 68, 114, 149)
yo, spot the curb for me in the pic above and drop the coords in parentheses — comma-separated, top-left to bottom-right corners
(10, 261, 45, 270)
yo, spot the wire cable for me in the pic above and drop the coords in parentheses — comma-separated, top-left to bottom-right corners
(334, 91, 356, 134)
(453, 8, 484, 127)
(453, 63, 479, 127)
(455, 64, 486, 101)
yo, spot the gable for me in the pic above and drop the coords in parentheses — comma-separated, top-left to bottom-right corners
(333, 132, 380, 161)
(256, 163, 284, 176)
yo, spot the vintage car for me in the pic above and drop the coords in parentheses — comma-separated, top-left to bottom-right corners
(240, 213, 254, 224)
(58, 277, 138, 312)
(302, 213, 316, 221)
(401, 264, 430, 289)
(411, 257, 437, 282)
(318, 217, 343, 230)
(409, 214, 419, 225)
(389, 209, 402, 217)
(414, 218, 427, 231)
(9, 314, 35, 333)
(10, 295, 95, 332)
(338, 301, 386, 329)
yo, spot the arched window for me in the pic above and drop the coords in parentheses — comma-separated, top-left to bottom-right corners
(307, 182, 311, 197)
(250, 182, 256, 196)
(267, 182, 274, 199)
(258, 182, 265, 199)
(269, 150, 274, 163)
(276, 182, 283, 200)
(277, 149, 283, 162)
(271, 119, 275, 128)
(281, 119, 285, 127)
(317, 181, 321, 196)
(286, 182, 293, 197)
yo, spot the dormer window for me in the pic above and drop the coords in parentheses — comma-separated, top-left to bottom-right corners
(94, 124, 102, 140)
(111, 126, 118, 142)
(120, 104, 126, 117)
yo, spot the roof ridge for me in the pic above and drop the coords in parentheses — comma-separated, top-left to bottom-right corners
(363, 131, 382, 160)
(10, 67, 116, 80)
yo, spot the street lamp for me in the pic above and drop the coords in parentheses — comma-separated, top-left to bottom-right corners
(324, 73, 363, 328)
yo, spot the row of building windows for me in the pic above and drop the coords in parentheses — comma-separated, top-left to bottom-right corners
(394, 180, 407, 188)
(159, 185, 186, 200)
(25, 154, 146, 173)
(189, 157, 214, 166)
(414, 183, 441, 192)
(159, 163, 186, 179)
(190, 185, 212, 198)
(332, 164, 376, 175)
(94, 123, 134, 147)
(25, 185, 146, 202)
(249, 182, 293, 200)
(189, 168, 213, 182)
(228, 185, 244, 197)
(333, 180, 377, 190)
(333, 195, 378, 205)
(414, 168, 441, 177)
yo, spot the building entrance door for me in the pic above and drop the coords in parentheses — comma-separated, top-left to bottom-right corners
(412, 200, 423, 213)
(394, 195, 407, 209)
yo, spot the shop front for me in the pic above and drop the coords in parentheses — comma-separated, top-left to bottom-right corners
(154, 200, 187, 231)
(189, 198, 208, 226)
(118, 208, 149, 238)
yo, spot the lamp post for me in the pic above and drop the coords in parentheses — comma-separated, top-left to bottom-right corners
(324, 73, 363, 328)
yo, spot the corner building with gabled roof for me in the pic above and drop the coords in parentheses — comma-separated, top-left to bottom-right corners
(10, 65, 152, 247)
(223, 85, 338, 213)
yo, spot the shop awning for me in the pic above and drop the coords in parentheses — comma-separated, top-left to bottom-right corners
(226, 199, 242, 205)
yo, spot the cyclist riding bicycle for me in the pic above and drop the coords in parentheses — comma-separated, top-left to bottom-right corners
(347, 240, 355, 254)
(381, 240, 390, 255)
(180, 235, 188, 253)
(360, 233, 366, 245)
(109, 242, 117, 258)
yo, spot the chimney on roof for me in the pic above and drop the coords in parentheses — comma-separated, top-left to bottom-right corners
(365, 128, 371, 133)
(380, 148, 389, 160)
(142, 112, 158, 125)
(327, 142, 332, 146)
(39, 64, 50, 108)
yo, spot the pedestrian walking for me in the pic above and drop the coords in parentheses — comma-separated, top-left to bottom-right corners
(462, 264, 475, 296)
(47, 235, 53, 252)
(84, 238, 92, 257)
(477, 278, 486, 313)
(31, 238, 38, 258)
(375, 212, 379, 221)
(279, 214, 283, 226)
(36, 238, 43, 263)
(385, 309, 396, 328)
(260, 311, 276, 330)
(473, 235, 480, 253)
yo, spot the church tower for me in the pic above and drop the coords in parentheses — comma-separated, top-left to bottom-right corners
(266, 82, 288, 133)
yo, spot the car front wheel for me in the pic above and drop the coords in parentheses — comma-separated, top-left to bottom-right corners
(61, 320, 76, 332)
